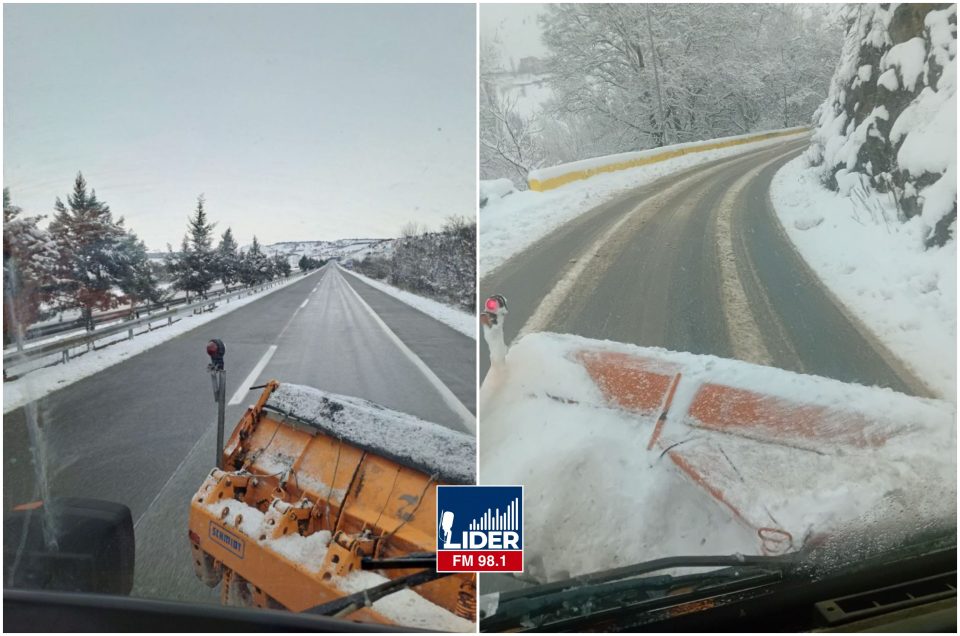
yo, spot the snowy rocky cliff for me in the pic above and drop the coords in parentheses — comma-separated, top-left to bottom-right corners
(807, 3, 957, 247)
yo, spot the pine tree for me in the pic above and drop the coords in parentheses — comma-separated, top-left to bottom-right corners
(165, 236, 193, 302)
(273, 253, 292, 278)
(48, 173, 130, 330)
(240, 236, 271, 286)
(215, 227, 241, 290)
(3, 188, 58, 346)
(180, 195, 217, 298)
(116, 232, 161, 311)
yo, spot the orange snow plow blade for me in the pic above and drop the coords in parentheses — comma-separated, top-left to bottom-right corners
(575, 350, 681, 414)
(187, 381, 476, 627)
(571, 346, 941, 553)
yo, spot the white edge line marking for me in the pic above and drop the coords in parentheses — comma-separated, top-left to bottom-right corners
(229, 344, 278, 405)
(300, 298, 310, 309)
(339, 271, 477, 434)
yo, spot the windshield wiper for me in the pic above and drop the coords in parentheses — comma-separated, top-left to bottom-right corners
(481, 553, 798, 631)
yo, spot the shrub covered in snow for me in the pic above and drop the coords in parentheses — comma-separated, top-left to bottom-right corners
(355, 218, 476, 312)
(807, 3, 957, 247)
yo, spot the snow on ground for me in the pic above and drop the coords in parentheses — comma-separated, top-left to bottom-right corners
(479, 178, 516, 208)
(339, 266, 475, 339)
(3, 272, 317, 414)
(480, 332, 956, 583)
(480, 130, 807, 276)
(771, 156, 956, 401)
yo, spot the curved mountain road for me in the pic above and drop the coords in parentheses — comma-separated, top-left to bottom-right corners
(479, 138, 930, 398)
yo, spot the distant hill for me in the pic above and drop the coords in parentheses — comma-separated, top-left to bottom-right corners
(149, 238, 395, 266)
(256, 238, 396, 264)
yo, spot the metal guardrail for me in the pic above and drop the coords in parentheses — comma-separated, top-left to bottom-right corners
(18, 285, 239, 342)
(3, 279, 286, 369)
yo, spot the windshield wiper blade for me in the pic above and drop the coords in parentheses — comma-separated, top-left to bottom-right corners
(482, 553, 798, 631)
(498, 553, 798, 603)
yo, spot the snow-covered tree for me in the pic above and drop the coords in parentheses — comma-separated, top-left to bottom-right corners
(3, 188, 58, 345)
(182, 195, 217, 297)
(115, 232, 161, 311)
(479, 4, 843, 185)
(165, 235, 191, 300)
(239, 236, 271, 285)
(272, 253, 292, 278)
(357, 218, 476, 311)
(541, 4, 842, 152)
(48, 173, 134, 330)
(480, 40, 545, 187)
(215, 227, 241, 289)
(298, 255, 324, 272)
(166, 195, 218, 300)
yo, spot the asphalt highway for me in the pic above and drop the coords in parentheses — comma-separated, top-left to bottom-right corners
(4, 263, 475, 603)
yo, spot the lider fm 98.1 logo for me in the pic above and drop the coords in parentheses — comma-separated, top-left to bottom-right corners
(436, 485, 523, 573)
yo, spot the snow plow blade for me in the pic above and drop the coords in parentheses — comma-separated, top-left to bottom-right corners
(188, 381, 476, 629)
(480, 332, 955, 580)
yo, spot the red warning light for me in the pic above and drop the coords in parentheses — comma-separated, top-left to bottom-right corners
(485, 297, 500, 312)
(206, 341, 219, 356)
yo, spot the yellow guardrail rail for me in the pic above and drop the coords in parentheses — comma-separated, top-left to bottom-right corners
(528, 126, 810, 192)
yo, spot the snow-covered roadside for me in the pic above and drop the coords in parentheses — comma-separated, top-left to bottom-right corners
(480, 131, 807, 277)
(771, 156, 956, 401)
(339, 266, 475, 339)
(3, 271, 319, 414)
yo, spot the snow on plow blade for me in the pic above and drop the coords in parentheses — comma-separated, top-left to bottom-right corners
(188, 381, 476, 629)
(480, 333, 955, 581)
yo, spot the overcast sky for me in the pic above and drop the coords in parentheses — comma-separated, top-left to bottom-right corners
(479, 3, 547, 69)
(4, 4, 475, 251)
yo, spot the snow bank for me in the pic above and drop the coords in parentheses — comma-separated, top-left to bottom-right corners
(771, 156, 956, 400)
(480, 332, 955, 583)
(480, 130, 808, 276)
(479, 179, 516, 208)
(266, 383, 476, 484)
(339, 267, 475, 340)
(3, 272, 317, 414)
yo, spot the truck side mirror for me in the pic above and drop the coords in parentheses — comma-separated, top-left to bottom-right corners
(3, 498, 135, 595)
